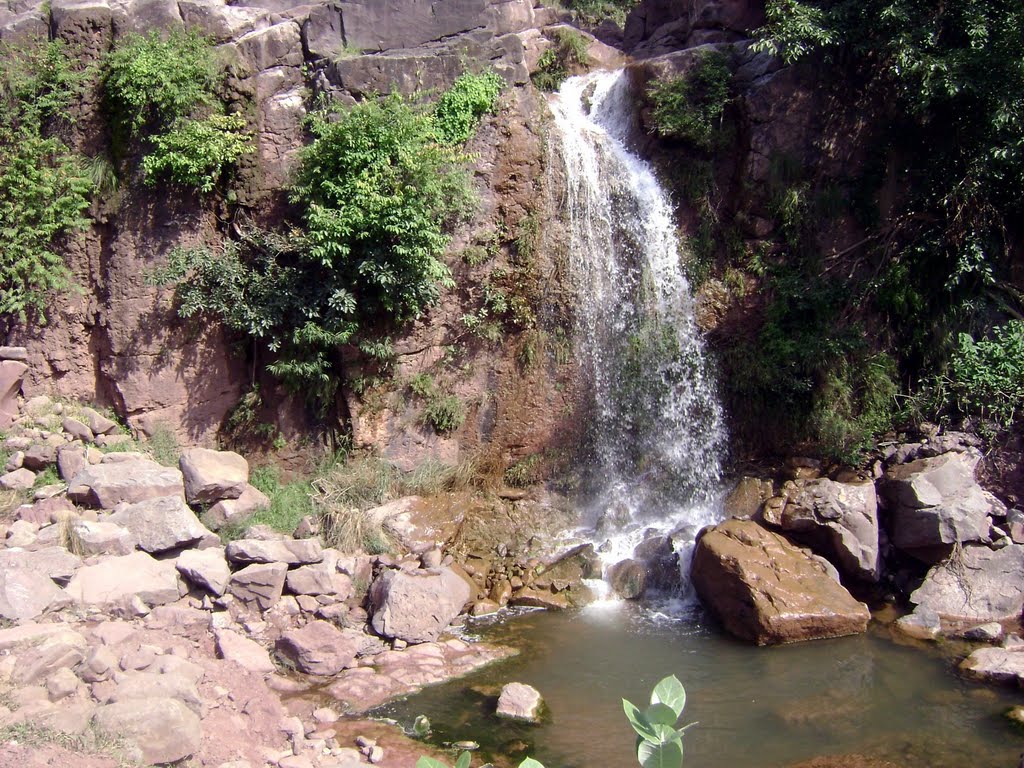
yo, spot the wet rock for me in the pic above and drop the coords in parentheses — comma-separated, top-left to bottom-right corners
(176, 547, 232, 596)
(910, 543, 1024, 624)
(607, 558, 647, 599)
(960, 647, 1024, 686)
(774, 478, 880, 581)
(205, 483, 271, 529)
(276, 620, 363, 675)
(213, 627, 276, 674)
(963, 622, 1004, 643)
(93, 697, 201, 765)
(228, 562, 288, 610)
(724, 476, 773, 519)
(894, 606, 942, 641)
(633, 535, 681, 590)
(179, 447, 249, 504)
(0, 568, 63, 621)
(691, 519, 871, 645)
(880, 451, 993, 561)
(68, 460, 185, 508)
(65, 551, 185, 609)
(109, 495, 213, 553)
(496, 682, 544, 722)
(369, 567, 472, 643)
(226, 538, 323, 565)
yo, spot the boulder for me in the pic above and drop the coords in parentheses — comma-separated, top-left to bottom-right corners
(690, 519, 871, 645)
(276, 620, 364, 675)
(509, 586, 571, 610)
(109, 495, 212, 553)
(62, 416, 93, 442)
(17, 495, 77, 526)
(205, 483, 270, 529)
(606, 558, 647, 599)
(963, 622, 1004, 643)
(22, 444, 58, 471)
(228, 562, 288, 610)
(286, 562, 353, 597)
(369, 567, 472, 643)
(57, 444, 88, 481)
(71, 520, 137, 556)
(226, 537, 323, 565)
(213, 627, 276, 674)
(960, 647, 1024, 686)
(1, 467, 35, 490)
(724, 476, 774, 519)
(771, 478, 880, 581)
(880, 452, 993, 561)
(80, 406, 119, 435)
(68, 460, 185, 508)
(894, 606, 942, 641)
(10, 627, 88, 685)
(64, 551, 185, 608)
(179, 447, 248, 504)
(176, 547, 232, 596)
(93, 697, 201, 765)
(910, 543, 1024, 624)
(0, 359, 27, 429)
(110, 670, 203, 715)
(0, 568, 63, 621)
(0, 547, 82, 583)
(496, 682, 544, 722)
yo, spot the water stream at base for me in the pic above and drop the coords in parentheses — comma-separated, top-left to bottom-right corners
(548, 69, 726, 595)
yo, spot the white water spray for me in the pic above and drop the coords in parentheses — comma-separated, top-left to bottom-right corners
(549, 70, 727, 600)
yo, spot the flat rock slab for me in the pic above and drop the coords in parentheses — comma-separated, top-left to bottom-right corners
(691, 519, 871, 645)
(205, 483, 270, 529)
(64, 550, 185, 608)
(286, 562, 353, 597)
(910, 543, 1024, 624)
(0, 546, 82, 583)
(228, 562, 287, 610)
(68, 460, 185, 508)
(180, 447, 248, 504)
(226, 538, 323, 565)
(176, 547, 232, 596)
(214, 627, 276, 674)
(93, 697, 201, 765)
(0, 568, 63, 621)
(960, 647, 1024, 686)
(110, 494, 212, 553)
(369, 567, 472, 643)
(276, 620, 364, 675)
(71, 519, 137, 556)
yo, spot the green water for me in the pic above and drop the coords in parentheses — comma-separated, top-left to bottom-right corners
(373, 606, 1024, 768)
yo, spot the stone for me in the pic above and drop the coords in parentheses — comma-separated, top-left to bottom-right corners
(774, 478, 880, 581)
(963, 622, 1004, 643)
(894, 606, 942, 641)
(509, 587, 571, 610)
(471, 599, 501, 616)
(0, 359, 27, 428)
(910, 543, 1024, 624)
(606, 558, 647, 599)
(724, 476, 774, 519)
(68, 460, 185, 508)
(0, 568, 63, 621)
(11, 628, 88, 685)
(369, 567, 472, 643)
(275, 620, 364, 675)
(960, 647, 1024, 686)
(880, 451, 993, 561)
(226, 538, 324, 565)
(286, 562, 353, 597)
(6, 518, 38, 547)
(180, 447, 249, 504)
(109, 495, 213, 553)
(71, 519, 137, 556)
(78, 646, 118, 683)
(5, 450, 23, 471)
(0, 346, 28, 361)
(691, 519, 871, 645)
(62, 416, 94, 442)
(0, 546, 81, 583)
(23, 442, 58, 470)
(110, 670, 203, 715)
(93, 697, 201, 765)
(16, 495, 77, 526)
(214, 627, 276, 674)
(228, 562, 288, 610)
(46, 667, 81, 701)
(64, 550, 185, 608)
(176, 547, 232, 596)
(205, 483, 271, 529)
(0, 622, 85, 651)
(496, 682, 544, 722)
(81, 406, 119, 435)
(1, 467, 35, 490)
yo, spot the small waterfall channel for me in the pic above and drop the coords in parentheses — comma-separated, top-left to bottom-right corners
(548, 69, 727, 599)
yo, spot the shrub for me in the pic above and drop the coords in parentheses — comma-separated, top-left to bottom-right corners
(622, 675, 693, 768)
(532, 28, 591, 91)
(433, 71, 503, 146)
(0, 41, 93, 322)
(141, 113, 251, 192)
(945, 320, 1024, 426)
(648, 51, 731, 150)
(565, 0, 640, 27)
(104, 29, 218, 137)
(406, 374, 466, 434)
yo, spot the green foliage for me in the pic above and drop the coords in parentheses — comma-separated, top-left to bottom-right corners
(407, 374, 466, 434)
(622, 676, 694, 768)
(433, 71, 503, 146)
(648, 52, 732, 150)
(750, 0, 835, 64)
(417, 755, 544, 768)
(243, 465, 315, 535)
(944, 320, 1024, 426)
(104, 29, 218, 137)
(504, 454, 542, 487)
(564, 0, 640, 27)
(532, 29, 591, 91)
(0, 41, 93, 322)
(143, 424, 181, 466)
(142, 113, 251, 192)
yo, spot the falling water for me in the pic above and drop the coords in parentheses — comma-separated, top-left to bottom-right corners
(549, 70, 727, 594)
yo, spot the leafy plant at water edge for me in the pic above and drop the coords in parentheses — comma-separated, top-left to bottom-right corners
(648, 51, 732, 150)
(622, 675, 694, 768)
(532, 28, 591, 91)
(142, 113, 251, 192)
(417, 755, 545, 768)
(433, 71, 503, 146)
(0, 41, 93, 323)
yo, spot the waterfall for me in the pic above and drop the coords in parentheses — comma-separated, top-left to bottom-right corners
(549, 70, 727, 596)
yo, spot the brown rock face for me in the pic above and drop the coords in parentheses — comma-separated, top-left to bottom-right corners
(691, 519, 870, 645)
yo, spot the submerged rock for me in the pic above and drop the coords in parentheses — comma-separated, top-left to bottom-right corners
(496, 682, 544, 722)
(691, 519, 870, 645)
(960, 646, 1024, 686)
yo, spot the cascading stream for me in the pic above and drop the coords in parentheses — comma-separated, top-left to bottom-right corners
(549, 69, 727, 598)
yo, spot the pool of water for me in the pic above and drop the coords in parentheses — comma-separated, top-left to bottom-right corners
(372, 605, 1024, 768)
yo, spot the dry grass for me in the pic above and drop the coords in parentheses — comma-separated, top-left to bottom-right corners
(0, 488, 22, 522)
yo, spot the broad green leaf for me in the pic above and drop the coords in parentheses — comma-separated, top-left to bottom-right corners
(645, 702, 679, 727)
(455, 751, 472, 768)
(650, 676, 686, 718)
(637, 736, 684, 768)
(416, 758, 449, 768)
(622, 698, 658, 741)
(519, 758, 546, 768)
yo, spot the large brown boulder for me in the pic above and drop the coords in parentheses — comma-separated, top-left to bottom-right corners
(691, 519, 871, 645)
(276, 620, 364, 675)
(179, 447, 249, 504)
(369, 567, 472, 643)
(67, 459, 185, 509)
